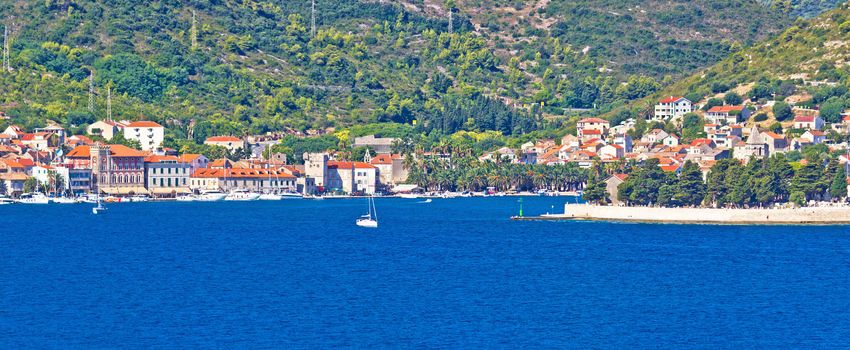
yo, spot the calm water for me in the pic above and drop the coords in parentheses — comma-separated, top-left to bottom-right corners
(1, 197, 849, 348)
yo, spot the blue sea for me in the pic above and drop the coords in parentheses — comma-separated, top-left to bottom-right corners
(1, 197, 849, 348)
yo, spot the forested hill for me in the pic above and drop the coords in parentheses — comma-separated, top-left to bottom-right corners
(0, 1, 841, 143)
(646, 2, 850, 113)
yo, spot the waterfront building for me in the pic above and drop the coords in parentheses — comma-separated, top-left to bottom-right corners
(67, 144, 148, 195)
(144, 156, 192, 198)
(326, 161, 377, 195)
(189, 168, 296, 193)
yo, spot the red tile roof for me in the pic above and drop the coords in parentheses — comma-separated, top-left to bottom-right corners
(66, 144, 146, 158)
(126, 121, 163, 128)
(328, 161, 376, 169)
(659, 96, 685, 104)
(144, 155, 181, 163)
(178, 154, 203, 162)
(707, 105, 744, 113)
(205, 136, 242, 142)
(370, 154, 400, 165)
(582, 129, 602, 135)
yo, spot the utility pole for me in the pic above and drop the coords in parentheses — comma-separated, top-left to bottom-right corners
(106, 85, 112, 121)
(190, 10, 198, 50)
(448, 9, 453, 35)
(311, 0, 317, 38)
(3, 25, 9, 72)
(88, 71, 94, 113)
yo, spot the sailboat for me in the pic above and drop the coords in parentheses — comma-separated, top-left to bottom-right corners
(356, 196, 378, 228)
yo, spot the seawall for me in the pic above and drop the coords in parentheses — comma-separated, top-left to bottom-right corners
(538, 204, 850, 225)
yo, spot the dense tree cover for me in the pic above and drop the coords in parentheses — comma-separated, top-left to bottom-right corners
(616, 147, 847, 207)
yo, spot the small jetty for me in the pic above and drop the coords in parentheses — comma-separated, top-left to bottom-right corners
(512, 204, 850, 225)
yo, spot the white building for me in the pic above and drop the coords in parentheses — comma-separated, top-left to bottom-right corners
(326, 161, 377, 195)
(793, 115, 824, 130)
(654, 96, 692, 120)
(87, 120, 126, 140)
(123, 121, 164, 151)
(705, 106, 750, 125)
(204, 136, 246, 152)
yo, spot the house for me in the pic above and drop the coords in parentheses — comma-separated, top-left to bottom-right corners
(87, 120, 126, 140)
(352, 135, 399, 154)
(0, 172, 28, 197)
(65, 135, 94, 147)
(705, 106, 750, 125)
(800, 130, 826, 144)
(612, 134, 633, 153)
(190, 168, 297, 193)
(560, 134, 580, 148)
(204, 136, 246, 152)
(66, 144, 148, 195)
(2, 125, 24, 139)
(599, 144, 625, 159)
(760, 132, 788, 154)
(123, 121, 164, 151)
(34, 125, 66, 146)
(326, 161, 377, 194)
(606, 174, 628, 205)
(831, 116, 850, 134)
(178, 154, 210, 174)
(144, 156, 192, 197)
(576, 118, 609, 139)
(641, 129, 669, 144)
(734, 126, 769, 162)
(20, 132, 55, 150)
(662, 134, 680, 147)
(654, 96, 693, 120)
(370, 153, 407, 186)
(793, 115, 824, 130)
(579, 128, 603, 142)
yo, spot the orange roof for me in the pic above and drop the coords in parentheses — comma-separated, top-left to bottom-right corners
(191, 168, 295, 179)
(691, 138, 713, 147)
(126, 121, 163, 128)
(328, 161, 376, 169)
(1, 159, 24, 168)
(17, 158, 34, 167)
(66, 144, 146, 158)
(582, 129, 602, 135)
(659, 96, 685, 103)
(794, 115, 817, 123)
(707, 105, 744, 113)
(370, 154, 398, 165)
(660, 164, 680, 172)
(762, 132, 784, 139)
(612, 173, 628, 181)
(806, 130, 826, 136)
(209, 158, 232, 167)
(205, 136, 242, 142)
(144, 155, 181, 163)
(66, 135, 94, 145)
(0, 172, 28, 181)
(178, 154, 203, 162)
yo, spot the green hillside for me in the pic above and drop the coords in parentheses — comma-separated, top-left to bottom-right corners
(0, 0, 836, 147)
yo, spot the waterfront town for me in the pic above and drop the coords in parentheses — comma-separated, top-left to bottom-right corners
(1, 91, 850, 204)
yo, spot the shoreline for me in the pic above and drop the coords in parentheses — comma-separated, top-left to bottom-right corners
(513, 204, 850, 225)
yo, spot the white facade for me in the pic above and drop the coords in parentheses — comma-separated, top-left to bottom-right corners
(124, 121, 164, 151)
(654, 97, 692, 120)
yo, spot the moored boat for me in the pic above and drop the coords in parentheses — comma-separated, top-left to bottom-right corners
(225, 189, 260, 201)
(16, 193, 50, 204)
(196, 190, 227, 202)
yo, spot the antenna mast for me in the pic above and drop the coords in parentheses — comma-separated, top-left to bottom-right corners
(88, 71, 94, 113)
(190, 10, 198, 50)
(311, 0, 317, 38)
(106, 85, 112, 121)
(3, 25, 9, 72)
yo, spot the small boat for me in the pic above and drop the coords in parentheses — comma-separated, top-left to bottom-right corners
(280, 191, 303, 199)
(398, 193, 419, 199)
(92, 201, 107, 214)
(196, 190, 227, 202)
(16, 193, 50, 204)
(51, 197, 78, 204)
(77, 194, 97, 204)
(258, 192, 283, 200)
(175, 194, 196, 202)
(128, 195, 151, 202)
(104, 196, 122, 203)
(225, 189, 260, 201)
(418, 198, 433, 203)
(0, 196, 14, 205)
(356, 196, 378, 228)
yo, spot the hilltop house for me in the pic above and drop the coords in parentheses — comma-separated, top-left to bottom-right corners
(800, 130, 826, 144)
(641, 129, 669, 144)
(204, 136, 245, 152)
(793, 115, 824, 130)
(654, 96, 692, 120)
(705, 106, 750, 125)
(576, 118, 609, 140)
